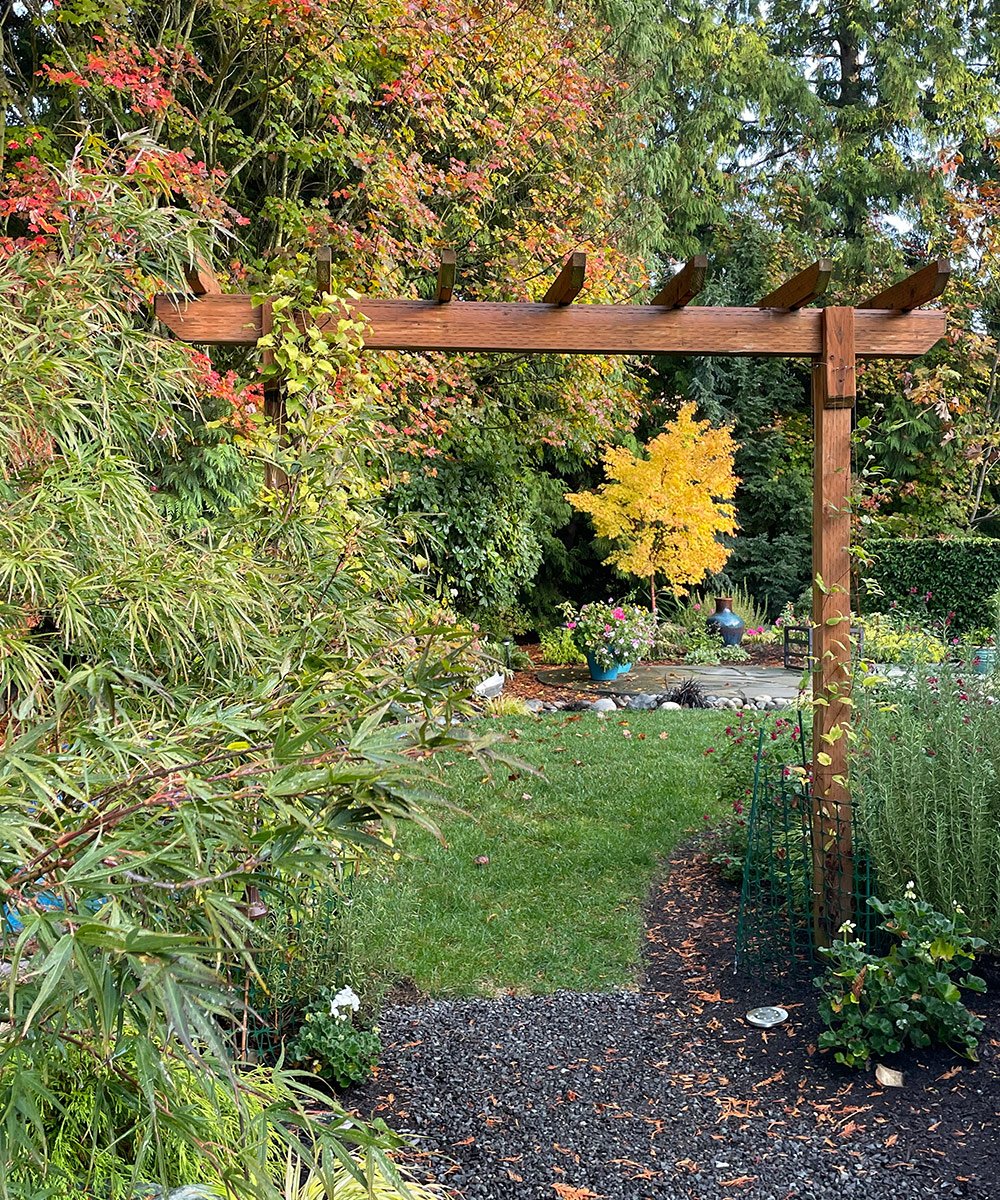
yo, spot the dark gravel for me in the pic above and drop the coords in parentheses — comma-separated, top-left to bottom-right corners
(351, 850, 999, 1199)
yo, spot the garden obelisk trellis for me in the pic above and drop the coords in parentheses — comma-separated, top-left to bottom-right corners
(156, 252, 950, 944)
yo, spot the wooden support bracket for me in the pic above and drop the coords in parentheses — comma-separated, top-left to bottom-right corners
(861, 258, 951, 310)
(542, 251, 586, 305)
(435, 249, 457, 304)
(650, 255, 707, 308)
(758, 259, 833, 310)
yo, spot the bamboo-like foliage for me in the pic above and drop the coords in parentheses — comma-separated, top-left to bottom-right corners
(0, 163, 505, 1196)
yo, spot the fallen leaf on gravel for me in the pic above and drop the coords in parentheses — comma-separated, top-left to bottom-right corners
(875, 1064, 904, 1088)
(552, 1186, 603, 1199)
(936, 1065, 962, 1081)
(719, 1177, 756, 1188)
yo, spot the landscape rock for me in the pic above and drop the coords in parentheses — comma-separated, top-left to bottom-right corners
(590, 697, 617, 712)
(626, 693, 659, 710)
(658, 701, 682, 710)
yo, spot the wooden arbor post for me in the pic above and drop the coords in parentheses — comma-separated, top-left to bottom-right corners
(156, 253, 949, 947)
(810, 308, 856, 942)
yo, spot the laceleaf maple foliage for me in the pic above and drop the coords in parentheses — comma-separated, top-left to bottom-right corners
(566, 404, 739, 599)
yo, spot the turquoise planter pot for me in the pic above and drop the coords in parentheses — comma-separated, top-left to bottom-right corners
(585, 652, 619, 681)
(615, 661, 633, 675)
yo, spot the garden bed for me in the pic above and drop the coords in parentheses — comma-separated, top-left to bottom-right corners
(352, 844, 999, 1199)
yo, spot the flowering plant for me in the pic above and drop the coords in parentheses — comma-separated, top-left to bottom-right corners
(561, 600, 655, 670)
(815, 891, 987, 1068)
(286, 985, 382, 1089)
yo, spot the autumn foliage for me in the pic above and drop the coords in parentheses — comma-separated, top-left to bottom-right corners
(566, 405, 739, 603)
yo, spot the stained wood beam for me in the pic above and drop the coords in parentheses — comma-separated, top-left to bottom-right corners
(542, 251, 586, 305)
(435, 249, 457, 304)
(861, 258, 951, 311)
(183, 255, 221, 296)
(650, 255, 707, 309)
(154, 294, 947, 359)
(758, 259, 833, 310)
(317, 245, 332, 296)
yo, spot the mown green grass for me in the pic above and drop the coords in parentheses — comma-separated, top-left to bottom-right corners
(350, 710, 728, 996)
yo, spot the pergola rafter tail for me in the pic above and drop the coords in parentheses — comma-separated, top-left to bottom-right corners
(152, 252, 951, 946)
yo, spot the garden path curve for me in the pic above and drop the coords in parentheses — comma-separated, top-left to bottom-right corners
(353, 849, 998, 1200)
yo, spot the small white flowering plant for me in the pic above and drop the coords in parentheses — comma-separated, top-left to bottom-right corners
(286, 985, 382, 1090)
(815, 888, 987, 1069)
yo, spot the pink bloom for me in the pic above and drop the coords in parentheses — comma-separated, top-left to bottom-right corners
(567, 622, 577, 629)
(613, 607, 625, 620)
(694, 603, 701, 611)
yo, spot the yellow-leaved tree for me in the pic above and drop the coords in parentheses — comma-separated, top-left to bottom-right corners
(566, 403, 739, 609)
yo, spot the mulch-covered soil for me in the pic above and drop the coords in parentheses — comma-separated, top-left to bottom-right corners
(351, 846, 1000, 1199)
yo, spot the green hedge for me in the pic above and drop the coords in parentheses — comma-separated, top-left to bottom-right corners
(858, 538, 1000, 633)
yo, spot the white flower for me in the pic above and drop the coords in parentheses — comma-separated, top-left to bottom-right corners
(329, 985, 361, 1017)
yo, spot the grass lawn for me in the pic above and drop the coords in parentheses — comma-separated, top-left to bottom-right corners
(350, 709, 728, 997)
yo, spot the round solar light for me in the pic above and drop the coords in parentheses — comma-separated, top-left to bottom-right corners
(745, 1005, 788, 1028)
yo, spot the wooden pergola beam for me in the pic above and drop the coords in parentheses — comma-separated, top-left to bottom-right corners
(435, 249, 457, 304)
(153, 294, 946, 359)
(650, 255, 707, 309)
(861, 258, 951, 311)
(758, 259, 833, 310)
(542, 251, 586, 305)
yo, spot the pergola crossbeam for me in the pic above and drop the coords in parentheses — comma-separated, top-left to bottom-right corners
(650, 255, 707, 309)
(153, 294, 945, 358)
(542, 251, 586, 305)
(758, 259, 833, 310)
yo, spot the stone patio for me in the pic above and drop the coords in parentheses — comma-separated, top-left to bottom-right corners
(536, 662, 808, 704)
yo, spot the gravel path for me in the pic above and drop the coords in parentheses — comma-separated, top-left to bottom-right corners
(354, 852, 998, 1200)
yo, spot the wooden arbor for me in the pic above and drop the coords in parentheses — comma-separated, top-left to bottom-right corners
(155, 252, 950, 942)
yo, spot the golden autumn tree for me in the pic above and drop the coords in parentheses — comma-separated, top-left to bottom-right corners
(566, 404, 739, 609)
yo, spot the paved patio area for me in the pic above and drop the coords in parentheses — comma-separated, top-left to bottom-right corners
(536, 662, 808, 703)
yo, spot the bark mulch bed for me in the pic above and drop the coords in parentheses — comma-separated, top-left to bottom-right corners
(351, 845, 999, 1200)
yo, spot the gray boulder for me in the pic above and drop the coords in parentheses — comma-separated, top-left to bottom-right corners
(591, 697, 617, 712)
